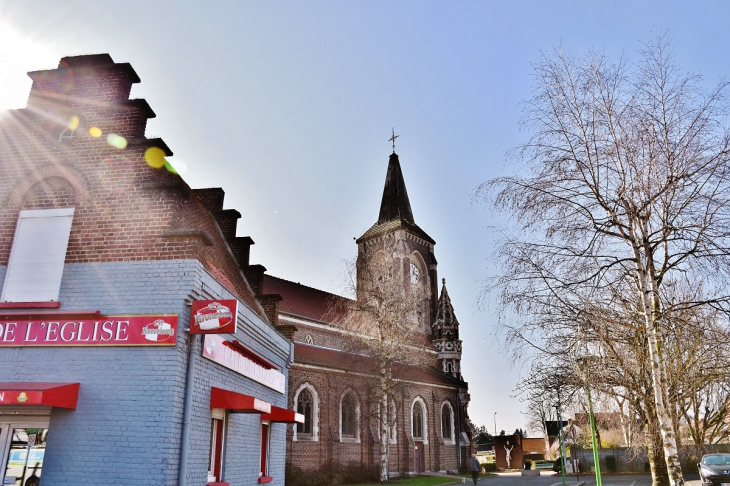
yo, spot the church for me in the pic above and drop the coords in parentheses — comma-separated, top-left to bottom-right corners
(261, 150, 472, 477)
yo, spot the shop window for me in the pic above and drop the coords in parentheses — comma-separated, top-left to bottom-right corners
(207, 411, 226, 484)
(1, 208, 75, 303)
(259, 422, 272, 483)
(441, 402, 454, 441)
(340, 392, 359, 441)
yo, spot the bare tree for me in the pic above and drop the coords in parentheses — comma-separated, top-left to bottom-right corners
(481, 34, 730, 485)
(331, 234, 428, 482)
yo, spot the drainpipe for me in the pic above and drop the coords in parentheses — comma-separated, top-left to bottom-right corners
(178, 332, 200, 486)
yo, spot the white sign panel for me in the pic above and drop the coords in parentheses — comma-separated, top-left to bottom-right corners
(203, 334, 285, 394)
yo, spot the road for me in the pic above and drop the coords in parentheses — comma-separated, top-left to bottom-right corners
(464, 471, 702, 486)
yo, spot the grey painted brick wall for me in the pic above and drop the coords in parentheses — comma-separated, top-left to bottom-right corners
(0, 260, 291, 486)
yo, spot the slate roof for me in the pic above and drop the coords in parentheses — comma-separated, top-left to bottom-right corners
(356, 153, 435, 244)
(262, 274, 351, 322)
(294, 342, 467, 388)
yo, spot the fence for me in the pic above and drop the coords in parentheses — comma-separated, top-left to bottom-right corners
(569, 444, 730, 474)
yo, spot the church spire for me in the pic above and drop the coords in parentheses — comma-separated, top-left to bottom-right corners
(433, 278, 460, 340)
(433, 278, 463, 379)
(377, 152, 415, 225)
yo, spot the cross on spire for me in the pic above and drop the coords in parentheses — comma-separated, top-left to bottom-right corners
(388, 128, 399, 153)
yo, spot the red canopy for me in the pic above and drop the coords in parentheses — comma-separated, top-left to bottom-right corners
(0, 382, 79, 409)
(210, 387, 271, 414)
(261, 405, 304, 424)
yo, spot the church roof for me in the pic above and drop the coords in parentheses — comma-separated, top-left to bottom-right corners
(262, 274, 351, 322)
(356, 152, 435, 245)
(434, 278, 460, 329)
(294, 342, 467, 387)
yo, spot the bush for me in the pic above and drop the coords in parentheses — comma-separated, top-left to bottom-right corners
(606, 455, 617, 473)
(553, 456, 563, 473)
(482, 463, 497, 473)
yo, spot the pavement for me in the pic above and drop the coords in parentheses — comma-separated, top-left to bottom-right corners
(423, 471, 703, 485)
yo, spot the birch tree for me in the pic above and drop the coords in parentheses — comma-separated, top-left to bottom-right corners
(332, 234, 427, 482)
(481, 35, 730, 485)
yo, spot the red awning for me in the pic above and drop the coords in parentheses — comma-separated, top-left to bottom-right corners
(0, 382, 79, 409)
(261, 405, 304, 424)
(210, 387, 271, 414)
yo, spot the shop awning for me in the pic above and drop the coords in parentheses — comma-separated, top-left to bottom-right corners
(210, 387, 271, 414)
(261, 405, 304, 424)
(0, 382, 79, 409)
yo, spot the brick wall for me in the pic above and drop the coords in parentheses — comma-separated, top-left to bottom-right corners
(286, 364, 461, 475)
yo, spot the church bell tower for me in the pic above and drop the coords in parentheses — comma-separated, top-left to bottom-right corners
(355, 149, 438, 332)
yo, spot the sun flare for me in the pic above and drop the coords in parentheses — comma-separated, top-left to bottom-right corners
(0, 20, 59, 112)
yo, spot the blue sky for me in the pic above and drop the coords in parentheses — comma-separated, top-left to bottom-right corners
(2, 0, 729, 434)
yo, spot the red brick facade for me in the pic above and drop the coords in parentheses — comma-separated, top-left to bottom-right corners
(0, 54, 271, 321)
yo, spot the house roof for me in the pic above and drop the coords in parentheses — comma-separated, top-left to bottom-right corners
(294, 342, 467, 388)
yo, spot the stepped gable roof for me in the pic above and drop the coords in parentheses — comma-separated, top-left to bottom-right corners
(434, 278, 460, 331)
(263, 274, 352, 322)
(294, 342, 467, 388)
(356, 152, 434, 245)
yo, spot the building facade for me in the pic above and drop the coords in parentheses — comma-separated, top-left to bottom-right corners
(0, 55, 298, 486)
(262, 152, 472, 477)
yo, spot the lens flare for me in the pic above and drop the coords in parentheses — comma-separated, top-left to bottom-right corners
(68, 116, 80, 130)
(144, 146, 167, 169)
(106, 133, 127, 149)
(166, 158, 188, 175)
(89, 126, 102, 137)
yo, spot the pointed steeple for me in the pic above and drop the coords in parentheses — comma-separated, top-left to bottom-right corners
(378, 152, 415, 225)
(433, 278, 460, 340)
(356, 152, 434, 244)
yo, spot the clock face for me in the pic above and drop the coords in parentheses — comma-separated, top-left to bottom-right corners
(410, 262, 420, 284)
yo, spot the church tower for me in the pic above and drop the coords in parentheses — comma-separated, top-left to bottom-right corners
(355, 151, 438, 332)
(432, 279, 463, 379)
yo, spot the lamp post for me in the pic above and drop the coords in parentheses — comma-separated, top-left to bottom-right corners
(582, 359, 602, 486)
(494, 412, 497, 436)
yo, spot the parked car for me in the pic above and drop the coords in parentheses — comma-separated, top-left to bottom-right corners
(698, 453, 730, 485)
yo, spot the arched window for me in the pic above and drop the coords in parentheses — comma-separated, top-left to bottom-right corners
(296, 389, 313, 435)
(412, 403, 424, 439)
(293, 384, 318, 441)
(341, 393, 357, 439)
(441, 402, 454, 441)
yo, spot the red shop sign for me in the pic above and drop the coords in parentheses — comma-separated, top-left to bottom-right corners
(189, 300, 238, 334)
(0, 315, 178, 347)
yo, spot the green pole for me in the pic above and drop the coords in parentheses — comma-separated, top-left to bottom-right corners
(556, 402, 566, 486)
(584, 361, 602, 486)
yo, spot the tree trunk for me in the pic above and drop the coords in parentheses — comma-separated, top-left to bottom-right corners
(633, 232, 684, 485)
(379, 361, 392, 482)
(646, 415, 670, 486)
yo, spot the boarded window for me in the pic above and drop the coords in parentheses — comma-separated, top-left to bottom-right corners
(1, 208, 75, 302)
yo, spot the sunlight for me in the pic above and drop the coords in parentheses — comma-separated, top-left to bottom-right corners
(0, 20, 59, 112)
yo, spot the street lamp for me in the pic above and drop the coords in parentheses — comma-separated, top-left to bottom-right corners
(493, 412, 497, 436)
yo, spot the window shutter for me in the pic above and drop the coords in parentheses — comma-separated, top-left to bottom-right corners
(1, 208, 75, 302)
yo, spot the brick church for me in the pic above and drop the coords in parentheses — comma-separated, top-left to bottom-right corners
(262, 151, 472, 476)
